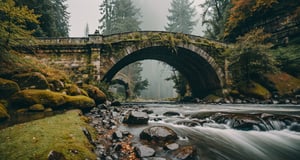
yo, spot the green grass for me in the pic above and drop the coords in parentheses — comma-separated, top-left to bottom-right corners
(0, 110, 96, 160)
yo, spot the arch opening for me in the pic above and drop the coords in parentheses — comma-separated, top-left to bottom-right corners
(102, 46, 224, 98)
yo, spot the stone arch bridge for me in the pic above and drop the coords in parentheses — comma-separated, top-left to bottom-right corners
(19, 31, 228, 98)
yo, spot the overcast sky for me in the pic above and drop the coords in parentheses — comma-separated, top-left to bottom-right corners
(67, 0, 205, 37)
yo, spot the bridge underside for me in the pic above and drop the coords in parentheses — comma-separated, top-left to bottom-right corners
(102, 46, 222, 98)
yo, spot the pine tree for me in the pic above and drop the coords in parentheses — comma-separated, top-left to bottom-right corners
(165, 0, 197, 34)
(0, 0, 39, 52)
(14, 0, 69, 37)
(200, 0, 230, 40)
(84, 23, 89, 37)
(99, 0, 141, 35)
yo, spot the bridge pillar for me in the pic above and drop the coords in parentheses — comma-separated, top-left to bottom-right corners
(89, 47, 101, 82)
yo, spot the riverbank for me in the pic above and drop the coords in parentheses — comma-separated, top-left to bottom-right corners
(0, 110, 97, 160)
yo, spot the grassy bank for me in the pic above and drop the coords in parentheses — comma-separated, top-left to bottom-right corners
(0, 110, 96, 160)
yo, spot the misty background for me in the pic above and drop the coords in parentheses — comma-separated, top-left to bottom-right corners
(68, 0, 206, 99)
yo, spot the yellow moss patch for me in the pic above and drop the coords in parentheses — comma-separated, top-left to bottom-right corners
(0, 110, 96, 160)
(239, 81, 271, 100)
(10, 89, 95, 111)
(0, 103, 10, 121)
(266, 72, 300, 96)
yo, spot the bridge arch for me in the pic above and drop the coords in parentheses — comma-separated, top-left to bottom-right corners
(102, 42, 225, 98)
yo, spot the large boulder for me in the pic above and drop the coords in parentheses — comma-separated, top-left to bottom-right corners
(123, 111, 149, 124)
(0, 103, 10, 121)
(65, 84, 88, 96)
(10, 89, 95, 111)
(134, 145, 155, 158)
(10, 89, 66, 109)
(47, 78, 65, 91)
(64, 95, 95, 111)
(82, 84, 106, 104)
(140, 126, 178, 143)
(0, 77, 20, 99)
(11, 72, 49, 90)
(238, 81, 271, 100)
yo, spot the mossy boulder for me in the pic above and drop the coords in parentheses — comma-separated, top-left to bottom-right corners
(0, 103, 10, 121)
(29, 104, 45, 112)
(11, 72, 49, 90)
(10, 90, 66, 109)
(10, 89, 95, 111)
(82, 84, 106, 104)
(64, 95, 95, 111)
(204, 94, 223, 103)
(0, 78, 20, 99)
(65, 84, 88, 96)
(238, 81, 271, 100)
(47, 78, 65, 91)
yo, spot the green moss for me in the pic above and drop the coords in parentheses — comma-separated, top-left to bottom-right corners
(0, 110, 96, 160)
(28, 104, 45, 112)
(10, 90, 66, 109)
(10, 89, 95, 111)
(0, 103, 10, 121)
(12, 72, 50, 90)
(0, 78, 20, 99)
(238, 81, 271, 100)
(82, 84, 106, 104)
(64, 95, 95, 111)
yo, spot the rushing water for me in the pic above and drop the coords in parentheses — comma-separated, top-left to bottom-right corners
(119, 103, 300, 160)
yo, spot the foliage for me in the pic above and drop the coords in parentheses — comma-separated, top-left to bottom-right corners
(165, 0, 197, 34)
(0, 0, 39, 52)
(99, 0, 141, 35)
(166, 69, 188, 98)
(15, 0, 70, 37)
(272, 45, 300, 78)
(200, 0, 231, 40)
(227, 28, 278, 83)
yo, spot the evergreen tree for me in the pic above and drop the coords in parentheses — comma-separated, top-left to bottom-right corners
(0, 0, 39, 52)
(200, 0, 230, 40)
(99, 0, 141, 35)
(15, 0, 69, 37)
(165, 0, 197, 34)
(84, 23, 89, 37)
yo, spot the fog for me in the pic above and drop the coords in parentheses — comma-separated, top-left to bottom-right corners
(68, 0, 207, 100)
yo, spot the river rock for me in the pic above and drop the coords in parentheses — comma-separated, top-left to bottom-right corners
(172, 146, 197, 160)
(0, 77, 20, 99)
(112, 130, 123, 139)
(111, 101, 121, 106)
(175, 120, 200, 127)
(164, 143, 179, 150)
(48, 78, 65, 91)
(12, 72, 49, 90)
(140, 126, 178, 143)
(163, 111, 180, 117)
(289, 123, 300, 132)
(134, 145, 155, 158)
(123, 111, 149, 124)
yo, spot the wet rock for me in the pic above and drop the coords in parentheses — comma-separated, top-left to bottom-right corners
(28, 104, 45, 112)
(172, 146, 197, 160)
(163, 111, 180, 117)
(82, 127, 94, 145)
(140, 126, 178, 143)
(123, 111, 149, 124)
(0, 77, 20, 99)
(134, 145, 155, 158)
(164, 143, 179, 150)
(111, 101, 121, 106)
(48, 150, 66, 160)
(12, 72, 49, 90)
(142, 109, 154, 114)
(175, 120, 200, 127)
(142, 157, 166, 160)
(112, 131, 123, 139)
(289, 123, 300, 132)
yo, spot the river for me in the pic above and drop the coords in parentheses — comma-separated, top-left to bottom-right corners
(118, 103, 300, 160)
